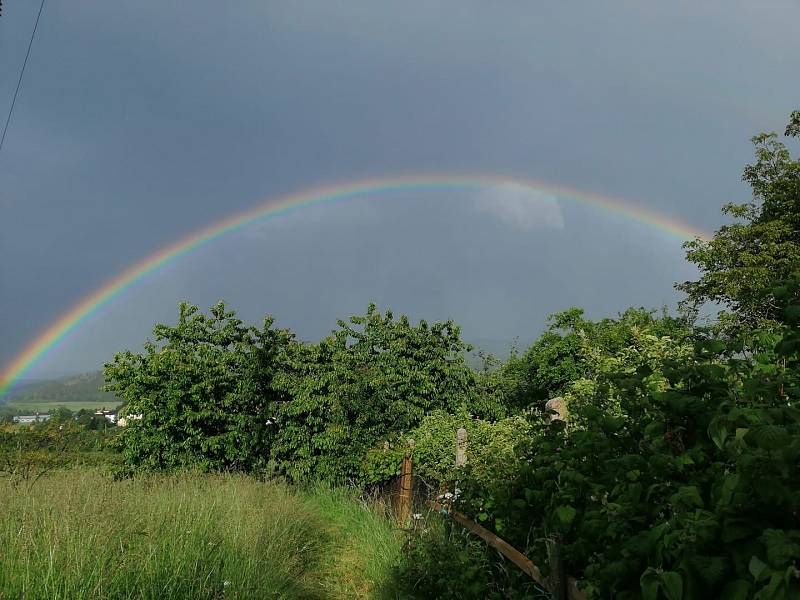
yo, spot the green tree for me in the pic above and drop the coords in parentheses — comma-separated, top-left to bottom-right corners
(269, 303, 492, 483)
(678, 111, 800, 334)
(104, 302, 292, 474)
(501, 307, 692, 410)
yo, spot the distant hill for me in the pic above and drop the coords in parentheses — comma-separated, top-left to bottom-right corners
(2, 372, 119, 408)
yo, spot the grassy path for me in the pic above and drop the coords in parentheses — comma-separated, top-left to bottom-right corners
(0, 470, 403, 599)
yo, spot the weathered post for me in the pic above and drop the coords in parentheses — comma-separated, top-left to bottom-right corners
(545, 397, 568, 423)
(548, 538, 567, 600)
(397, 439, 415, 525)
(455, 427, 468, 468)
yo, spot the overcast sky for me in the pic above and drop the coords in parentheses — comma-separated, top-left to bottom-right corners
(1, 1, 798, 379)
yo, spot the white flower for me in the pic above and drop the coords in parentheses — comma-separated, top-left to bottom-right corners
(412, 513, 423, 520)
(443, 492, 454, 500)
(223, 581, 231, 588)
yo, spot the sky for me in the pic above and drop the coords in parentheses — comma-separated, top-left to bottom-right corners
(0, 1, 798, 380)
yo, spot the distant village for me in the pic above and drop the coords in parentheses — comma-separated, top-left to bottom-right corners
(13, 409, 120, 425)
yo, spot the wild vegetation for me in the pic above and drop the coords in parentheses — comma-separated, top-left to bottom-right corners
(0, 470, 401, 599)
(2, 112, 798, 598)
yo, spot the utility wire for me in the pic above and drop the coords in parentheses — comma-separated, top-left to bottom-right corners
(0, 0, 46, 156)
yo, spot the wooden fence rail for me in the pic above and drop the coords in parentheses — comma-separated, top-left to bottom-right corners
(397, 427, 587, 600)
(427, 500, 586, 600)
(427, 500, 546, 586)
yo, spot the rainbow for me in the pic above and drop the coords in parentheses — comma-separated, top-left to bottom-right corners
(0, 173, 710, 399)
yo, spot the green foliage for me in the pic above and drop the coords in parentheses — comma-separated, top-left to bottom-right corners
(454, 280, 800, 599)
(0, 421, 119, 487)
(105, 301, 292, 474)
(678, 112, 800, 334)
(501, 306, 692, 411)
(397, 514, 547, 599)
(362, 409, 531, 497)
(270, 303, 493, 483)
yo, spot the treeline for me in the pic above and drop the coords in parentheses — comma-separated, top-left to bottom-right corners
(105, 111, 800, 599)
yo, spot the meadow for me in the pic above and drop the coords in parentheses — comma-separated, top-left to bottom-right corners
(2, 399, 115, 414)
(0, 470, 403, 600)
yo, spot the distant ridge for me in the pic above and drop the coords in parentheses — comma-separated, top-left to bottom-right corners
(1, 371, 118, 405)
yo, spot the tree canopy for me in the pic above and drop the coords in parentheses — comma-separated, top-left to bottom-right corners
(270, 303, 494, 482)
(104, 301, 292, 473)
(678, 111, 800, 334)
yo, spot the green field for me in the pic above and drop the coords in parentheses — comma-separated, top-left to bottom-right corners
(3, 399, 119, 414)
(2, 372, 119, 414)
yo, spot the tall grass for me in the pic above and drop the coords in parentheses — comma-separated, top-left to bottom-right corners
(0, 470, 403, 599)
(306, 486, 402, 598)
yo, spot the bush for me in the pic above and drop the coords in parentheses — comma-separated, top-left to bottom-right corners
(397, 512, 547, 599)
(362, 409, 531, 495)
(454, 283, 800, 599)
(269, 304, 495, 483)
(105, 302, 292, 475)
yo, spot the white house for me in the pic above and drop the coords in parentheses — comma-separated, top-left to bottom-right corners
(94, 409, 118, 424)
(13, 413, 51, 424)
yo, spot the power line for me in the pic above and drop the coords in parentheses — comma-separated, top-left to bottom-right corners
(0, 0, 46, 156)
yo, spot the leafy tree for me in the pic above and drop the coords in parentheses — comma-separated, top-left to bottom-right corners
(678, 111, 800, 334)
(269, 303, 493, 483)
(50, 407, 75, 423)
(104, 302, 292, 474)
(501, 307, 692, 410)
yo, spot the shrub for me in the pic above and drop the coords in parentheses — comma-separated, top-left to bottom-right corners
(105, 302, 292, 475)
(456, 282, 800, 599)
(362, 409, 531, 495)
(397, 512, 547, 599)
(270, 304, 493, 483)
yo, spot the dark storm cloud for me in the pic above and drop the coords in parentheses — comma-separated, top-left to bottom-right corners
(0, 0, 798, 377)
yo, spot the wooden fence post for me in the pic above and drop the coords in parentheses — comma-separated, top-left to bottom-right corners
(397, 439, 415, 525)
(548, 538, 567, 600)
(455, 427, 467, 468)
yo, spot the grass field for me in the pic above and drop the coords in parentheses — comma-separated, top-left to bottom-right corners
(0, 470, 403, 599)
(2, 399, 118, 414)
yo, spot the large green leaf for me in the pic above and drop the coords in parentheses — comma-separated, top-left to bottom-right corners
(554, 505, 577, 528)
(708, 418, 729, 449)
(640, 568, 661, 600)
(661, 571, 683, 600)
(746, 425, 790, 451)
(750, 555, 769, 582)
